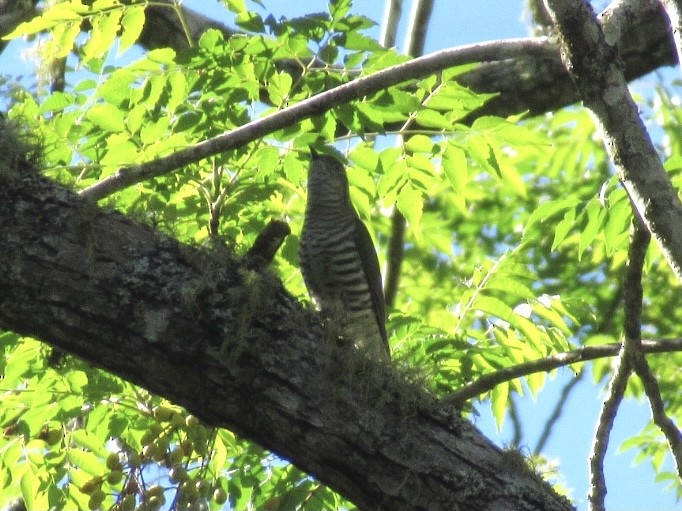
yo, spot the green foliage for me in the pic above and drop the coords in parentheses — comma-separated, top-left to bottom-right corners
(2, 0, 682, 508)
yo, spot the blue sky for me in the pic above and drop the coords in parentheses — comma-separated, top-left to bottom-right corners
(1, 1, 678, 509)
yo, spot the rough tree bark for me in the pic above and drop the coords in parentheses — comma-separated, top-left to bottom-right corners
(0, 145, 573, 511)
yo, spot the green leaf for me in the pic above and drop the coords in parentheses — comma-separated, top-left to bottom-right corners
(578, 200, 605, 258)
(83, 10, 123, 62)
(256, 146, 280, 176)
(474, 295, 514, 322)
(3, 2, 85, 40)
(441, 144, 468, 213)
(119, 5, 145, 55)
(211, 432, 228, 475)
(524, 196, 580, 235)
(86, 103, 126, 133)
(498, 155, 526, 198)
(467, 135, 500, 177)
(140, 117, 170, 145)
(68, 448, 105, 477)
(427, 83, 489, 114)
(484, 276, 535, 299)
(490, 381, 509, 431)
(349, 145, 379, 171)
(344, 31, 383, 51)
(51, 20, 82, 59)
(99, 134, 139, 167)
(396, 183, 423, 240)
(404, 135, 434, 154)
(38, 92, 73, 114)
(72, 430, 109, 458)
(377, 150, 406, 203)
(166, 72, 188, 112)
(603, 187, 631, 254)
(225, 0, 247, 14)
(414, 109, 454, 130)
(552, 208, 576, 251)
(20, 471, 37, 511)
(267, 72, 293, 105)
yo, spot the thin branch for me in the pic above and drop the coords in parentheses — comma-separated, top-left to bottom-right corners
(384, 212, 405, 308)
(622, 216, 648, 344)
(384, 0, 434, 309)
(378, 0, 404, 309)
(403, 0, 434, 55)
(587, 344, 630, 511)
(631, 346, 682, 478)
(441, 338, 682, 406)
(589, 211, 647, 511)
(533, 372, 583, 454)
(625, 217, 682, 482)
(508, 394, 524, 447)
(79, 38, 555, 201)
(379, 0, 403, 48)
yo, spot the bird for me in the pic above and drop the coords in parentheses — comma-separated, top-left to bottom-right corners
(299, 148, 390, 361)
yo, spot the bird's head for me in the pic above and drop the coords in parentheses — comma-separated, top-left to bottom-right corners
(307, 148, 351, 205)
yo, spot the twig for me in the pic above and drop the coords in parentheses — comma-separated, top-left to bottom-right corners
(244, 220, 291, 270)
(79, 38, 555, 201)
(441, 338, 682, 406)
(508, 395, 523, 447)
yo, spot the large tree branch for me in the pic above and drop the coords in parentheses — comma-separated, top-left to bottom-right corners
(545, 0, 682, 283)
(542, 1, 682, 507)
(0, 138, 574, 511)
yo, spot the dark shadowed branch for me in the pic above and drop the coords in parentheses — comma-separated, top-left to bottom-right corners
(442, 338, 682, 407)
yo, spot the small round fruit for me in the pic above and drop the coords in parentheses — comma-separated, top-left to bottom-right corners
(169, 465, 188, 483)
(106, 453, 123, 471)
(80, 477, 101, 495)
(169, 445, 184, 464)
(87, 489, 106, 510)
(120, 494, 136, 511)
(152, 406, 173, 422)
(107, 470, 124, 485)
(213, 487, 228, 505)
(45, 428, 62, 446)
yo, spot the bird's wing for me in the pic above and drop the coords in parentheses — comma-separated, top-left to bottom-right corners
(353, 216, 389, 354)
